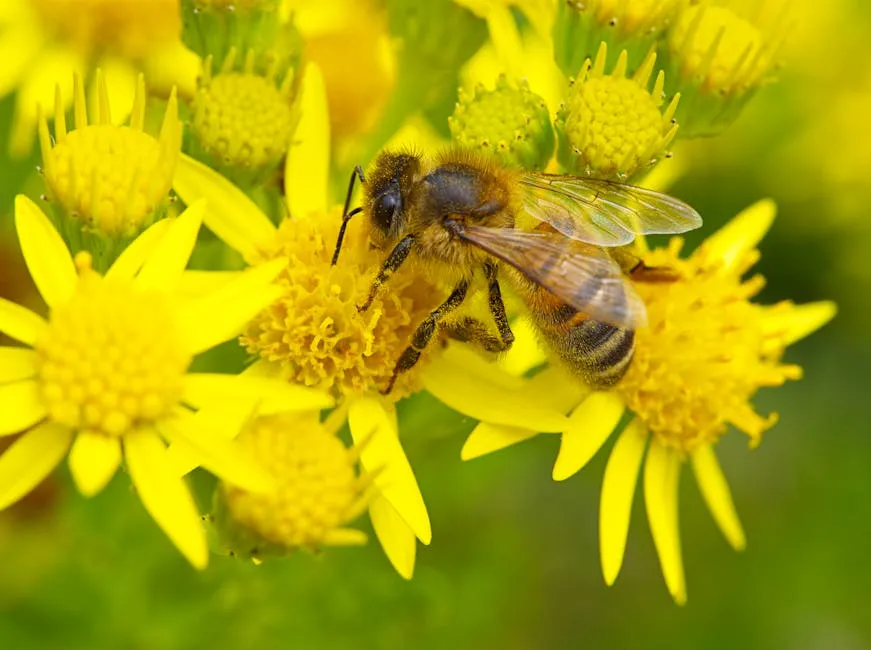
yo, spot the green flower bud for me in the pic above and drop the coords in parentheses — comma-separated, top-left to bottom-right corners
(660, 1, 786, 137)
(555, 44, 679, 181)
(449, 76, 555, 171)
(188, 48, 298, 188)
(553, 0, 684, 78)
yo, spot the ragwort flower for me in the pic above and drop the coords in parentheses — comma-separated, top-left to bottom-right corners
(462, 200, 836, 603)
(555, 43, 679, 180)
(0, 196, 331, 569)
(174, 62, 569, 576)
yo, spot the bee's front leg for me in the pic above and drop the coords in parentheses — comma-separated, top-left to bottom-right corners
(358, 234, 415, 313)
(483, 262, 515, 350)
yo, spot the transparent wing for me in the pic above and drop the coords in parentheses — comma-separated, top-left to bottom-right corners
(457, 225, 647, 328)
(518, 173, 702, 247)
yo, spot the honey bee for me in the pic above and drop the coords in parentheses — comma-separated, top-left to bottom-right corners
(332, 150, 702, 394)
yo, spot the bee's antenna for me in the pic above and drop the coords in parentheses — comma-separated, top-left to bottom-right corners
(332, 165, 366, 266)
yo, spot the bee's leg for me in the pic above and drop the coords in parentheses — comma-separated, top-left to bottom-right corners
(331, 165, 366, 266)
(358, 234, 415, 313)
(383, 279, 470, 395)
(483, 262, 515, 349)
(441, 317, 508, 353)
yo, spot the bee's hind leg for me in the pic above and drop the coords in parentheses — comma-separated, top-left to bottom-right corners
(382, 279, 470, 395)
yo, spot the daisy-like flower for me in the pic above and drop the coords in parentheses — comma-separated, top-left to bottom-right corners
(174, 62, 570, 576)
(38, 72, 181, 265)
(662, 0, 789, 136)
(555, 42, 679, 180)
(0, 196, 331, 569)
(0, 0, 197, 156)
(462, 199, 836, 603)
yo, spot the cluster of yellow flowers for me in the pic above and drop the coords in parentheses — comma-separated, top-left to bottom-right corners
(0, 0, 834, 604)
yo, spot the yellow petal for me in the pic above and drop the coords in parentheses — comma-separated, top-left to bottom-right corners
(285, 62, 330, 218)
(0, 347, 38, 383)
(0, 421, 72, 510)
(176, 259, 287, 355)
(158, 411, 274, 493)
(0, 23, 43, 98)
(166, 401, 256, 475)
(322, 527, 368, 546)
(762, 301, 837, 346)
(0, 379, 47, 436)
(553, 392, 624, 481)
(182, 372, 333, 413)
(14, 195, 76, 307)
(0, 297, 46, 346)
(124, 428, 208, 569)
(691, 444, 746, 551)
(497, 316, 548, 377)
(643, 439, 687, 605)
(176, 270, 239, 299)
(106, 218, 173, 280)
(600, 418, 648, 585)
(461, 423, 540, 460)
(484, 4, 525, 78)
(68, 431, 121, 496)
(701, 199, 776, 272)
(135, 199, 205, 292)
(440, 343, 524, 390)
(369, 494, 416, 580)
(348, 396, 431, 545)
(422, 359, 570, 433)
(173, 154, 276, 260)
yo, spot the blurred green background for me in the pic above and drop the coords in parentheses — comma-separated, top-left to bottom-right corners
(2, 1, 871, 648)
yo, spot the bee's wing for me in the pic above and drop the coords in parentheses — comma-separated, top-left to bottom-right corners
(457, 224, 648, 328)
(518, 173, 702, 247)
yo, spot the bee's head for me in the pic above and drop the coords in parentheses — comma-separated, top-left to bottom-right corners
(364, 150, 421, 241)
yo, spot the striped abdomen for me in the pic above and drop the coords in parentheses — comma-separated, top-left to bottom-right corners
(522, 287, 635, 389)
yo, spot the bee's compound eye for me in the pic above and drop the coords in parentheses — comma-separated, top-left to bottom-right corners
(372, 190, 400, 232)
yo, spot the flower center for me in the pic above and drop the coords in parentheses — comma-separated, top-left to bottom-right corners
(43, 125, 176, 237)
(192, 72, 295, 172)
(668, 5, 765, 92)
(450, 76, 554, 171)
(34, 258, 190, 437)
(32, 0, 180, 59)
(616, 239, 800, 452)
(222, 414, 364, 548)
(241, 213, 442, 400)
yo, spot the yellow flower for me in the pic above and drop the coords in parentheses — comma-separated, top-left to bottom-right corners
(174, 62, 570, 576)
(0, 0, 197, 155)
(555, 43, 679, 180)
(0, 195, 331, 569)
(662, 0, 788, 136)
(462, 200, 836, 603)
(38, 71, 181, 252)
(210, 410, 372, 556)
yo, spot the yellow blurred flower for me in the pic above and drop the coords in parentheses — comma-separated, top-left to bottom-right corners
(662, 0, 789, 136)
(0, 0, 197, 155)
(462, 200, 835, 603)
(286, 0, 395, 143)
(0, 196, 332, 568)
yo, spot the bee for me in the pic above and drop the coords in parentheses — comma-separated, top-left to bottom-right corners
(331, 150, 702, 394)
